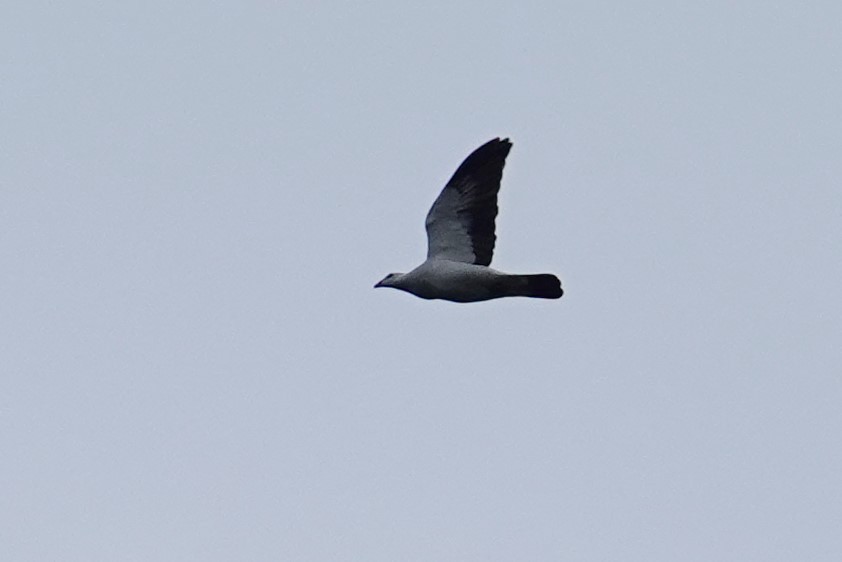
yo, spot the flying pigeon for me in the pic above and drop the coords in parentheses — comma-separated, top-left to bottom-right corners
(375, 138, 563, 302)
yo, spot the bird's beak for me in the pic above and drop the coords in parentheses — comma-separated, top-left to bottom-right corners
(374, 281, 383, 288)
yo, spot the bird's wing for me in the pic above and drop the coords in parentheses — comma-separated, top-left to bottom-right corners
(424, 138, 512, 266)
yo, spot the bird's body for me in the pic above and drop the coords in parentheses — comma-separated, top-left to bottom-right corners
(375, 138, 563, 303)
(384, 260, 560, 302)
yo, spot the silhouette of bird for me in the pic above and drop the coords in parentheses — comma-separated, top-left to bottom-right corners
(375, 138, 563, 302)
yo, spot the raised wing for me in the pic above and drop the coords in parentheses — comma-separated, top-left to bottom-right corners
(424, 138, 512, 266)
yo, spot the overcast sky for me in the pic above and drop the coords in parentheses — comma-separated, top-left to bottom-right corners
(2, 2, 841, 561)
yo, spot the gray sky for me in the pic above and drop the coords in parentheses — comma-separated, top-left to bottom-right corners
(3, 1, 841, 561)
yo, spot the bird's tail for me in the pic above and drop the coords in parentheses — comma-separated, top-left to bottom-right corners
(508, 274, 563, 299)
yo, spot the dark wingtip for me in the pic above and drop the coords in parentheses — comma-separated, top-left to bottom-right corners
(466, 137, 512, 163)
(488, 136, 512, 149)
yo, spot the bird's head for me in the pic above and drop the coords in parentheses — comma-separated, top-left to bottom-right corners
(374, 273, 403, 289)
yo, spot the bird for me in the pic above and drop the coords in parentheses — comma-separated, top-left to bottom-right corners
(375, 138, 563, 302)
